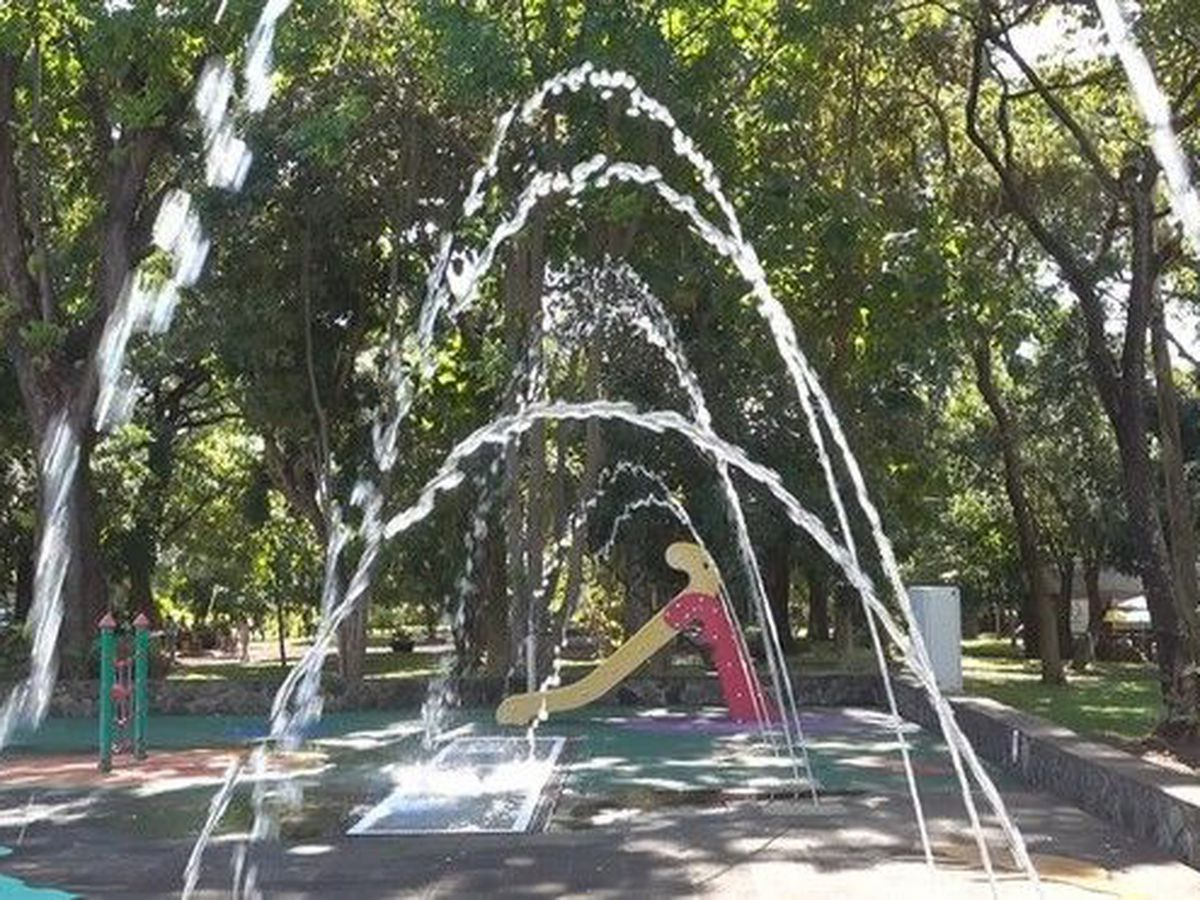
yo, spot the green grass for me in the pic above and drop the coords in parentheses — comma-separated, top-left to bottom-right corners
(167, 649, 439, 682)
(961, 637, 1161, 743)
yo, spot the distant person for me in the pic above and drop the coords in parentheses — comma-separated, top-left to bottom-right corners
(239, 618, 251, 663)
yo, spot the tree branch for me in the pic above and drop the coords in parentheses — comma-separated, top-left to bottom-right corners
(985, 2, 1120, 196)
(26, 37, 55, 321)
(1120, 156, 1156, 387)
(966, 33, 1098, 294)
(965, 17, 1122, 416)
(1091, 204, 1121, 271)
(1173, 67, 1200, 117)
(1006, 68, 1118, 101)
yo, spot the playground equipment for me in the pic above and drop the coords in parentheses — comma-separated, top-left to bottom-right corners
(98, 612, 150, 773)
(496, 542, 771, 726)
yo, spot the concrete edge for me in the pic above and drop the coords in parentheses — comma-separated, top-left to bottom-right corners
(890, 677, 1200, 869)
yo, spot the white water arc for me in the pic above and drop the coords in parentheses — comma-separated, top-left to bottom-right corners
(591, 469, 779, 750)
(426, 284, 784, 758)
(422, 74, 1031, 887)
(585, 258, 923, 825)
(418, 66, 1034, 888)
(192, 66, 1040, 895)
(0, 0, 293, 752)
(243, 398, 1027, 885)
(520, 455, 777, 764)
(537, 261, 816, 793)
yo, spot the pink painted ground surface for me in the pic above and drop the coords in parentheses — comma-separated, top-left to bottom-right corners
(0, 747, 322, 789)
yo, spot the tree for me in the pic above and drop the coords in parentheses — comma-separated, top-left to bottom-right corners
(0, 4, 222, 667)
(964, 0, 1200, 731)
(971, 334, 1063, 681)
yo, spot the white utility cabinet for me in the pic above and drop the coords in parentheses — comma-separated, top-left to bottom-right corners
(906, 585, 962, 692)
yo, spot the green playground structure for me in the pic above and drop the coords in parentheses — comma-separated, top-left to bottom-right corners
(97, 612, 150, 773)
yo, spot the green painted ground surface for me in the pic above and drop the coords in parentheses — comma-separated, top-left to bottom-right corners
(2, 710, 407, 754)
(0, 707, 973, 843)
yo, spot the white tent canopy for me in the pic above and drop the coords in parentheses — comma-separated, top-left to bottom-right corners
(1103, 595, 1151, 630)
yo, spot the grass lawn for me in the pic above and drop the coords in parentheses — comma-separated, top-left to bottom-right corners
(167, 644, 441, 682)
(961, 636, 1162, 743)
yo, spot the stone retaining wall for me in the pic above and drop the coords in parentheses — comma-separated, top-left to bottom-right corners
(7, 670, 880, 719)
(892, 678, 1200, 869)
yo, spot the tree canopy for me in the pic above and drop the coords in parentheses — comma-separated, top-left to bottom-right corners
(1, 0, 1199, 733)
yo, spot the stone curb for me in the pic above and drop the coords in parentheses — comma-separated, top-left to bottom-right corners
(891, 677, 1200, 869)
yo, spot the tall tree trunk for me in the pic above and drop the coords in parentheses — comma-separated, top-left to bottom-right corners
(332, 539, 367, 681)
(478, 516, 511, 678)
(562, 342, 604, 628)
(275, 593, 288, 669)
(1018, 587, 1041, 660)
(1150, 284, 1200, 642)
(128, 555, 153, 623)
(13, 531, 33, 624)
(1085, 555, 1104, 643)
(1067, 164, 1199, 727)
(619, 542, 664, 673)
(834, 583, 856, 661)
(524, 216, 549, 684)
(806, 569, 831, 642)
(966, 31, 1200, 729)
(1109, 402, 1195, 718)
(336, 603, 367, 681)
(764, 535, 794, 653)
(1, 53, 168, 673)
(504, 440, 527, 681)
(60, 427, 107, 676)
(124, 420, 176, 626)
(973, 339, 1064, 684)
(1057, 557, 1074, 660)
(498, 208, 548, 689)
(1097, 165, 1199, 733)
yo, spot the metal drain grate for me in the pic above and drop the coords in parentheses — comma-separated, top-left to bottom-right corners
(348, 736, 567, 835)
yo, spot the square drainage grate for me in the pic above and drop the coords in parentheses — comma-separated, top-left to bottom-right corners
(348, 735, 567, 835)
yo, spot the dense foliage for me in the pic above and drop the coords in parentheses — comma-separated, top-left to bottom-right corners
(1, 1, 1198, 729)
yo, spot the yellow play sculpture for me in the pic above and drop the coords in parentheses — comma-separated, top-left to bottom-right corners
(496, 542, 769, 726)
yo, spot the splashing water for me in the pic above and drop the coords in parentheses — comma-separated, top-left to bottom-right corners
(424, 67, 1022, 884)
(534, 261, 814, 796)
(437, 66, 1032, 888)
(558, 261, 931, 840)
(569, 462, 779, 751)
(0, 1, 294, 754)
(182, 64, 1039, 896)
(0, 415, 78, 747)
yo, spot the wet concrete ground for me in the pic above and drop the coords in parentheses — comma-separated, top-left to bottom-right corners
(1, 707, 1197, 897)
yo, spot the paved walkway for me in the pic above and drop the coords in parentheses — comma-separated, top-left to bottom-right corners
(2, 788, 1199, 897)
(2, 707, 1198, 897)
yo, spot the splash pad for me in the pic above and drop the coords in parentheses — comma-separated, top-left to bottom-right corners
(348, 736, 567, 836)
(0, 8, 1064, 893)
(11, 50, 1044, 893)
